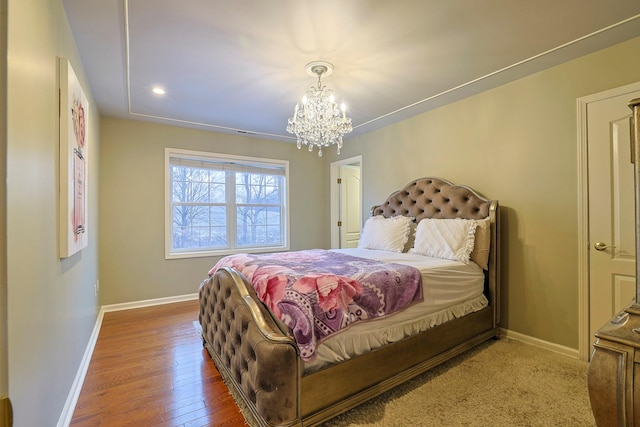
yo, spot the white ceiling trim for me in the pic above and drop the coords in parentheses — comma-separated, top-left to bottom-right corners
(100, 0, 640, 141)
(355, 12, 640, 130)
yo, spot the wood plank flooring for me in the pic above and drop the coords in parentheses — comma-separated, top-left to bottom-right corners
(70, 300, 246, 427)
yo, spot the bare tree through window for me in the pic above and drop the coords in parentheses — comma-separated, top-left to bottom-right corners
(167, 150, 287, 257)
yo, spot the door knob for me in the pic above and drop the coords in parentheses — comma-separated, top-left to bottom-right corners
(594, 242, 616, 251)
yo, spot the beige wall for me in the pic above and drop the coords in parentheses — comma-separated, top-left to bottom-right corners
(327, 36, 640, 350)
(6, 0, 100, 425)
(99, 118, 327, 305)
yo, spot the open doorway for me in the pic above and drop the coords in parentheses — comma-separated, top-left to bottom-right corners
(330, 156, 362, 249)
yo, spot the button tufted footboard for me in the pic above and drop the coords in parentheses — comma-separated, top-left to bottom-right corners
(199, 267, 302, 426)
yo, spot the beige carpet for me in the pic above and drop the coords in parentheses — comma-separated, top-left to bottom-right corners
(203, 328, 596, 426)
(322, 338, 595, 426)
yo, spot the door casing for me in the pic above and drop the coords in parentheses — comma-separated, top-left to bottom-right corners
(577, 81, 640, 361)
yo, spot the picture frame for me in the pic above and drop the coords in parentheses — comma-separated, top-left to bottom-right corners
(59, 57, 88, 258)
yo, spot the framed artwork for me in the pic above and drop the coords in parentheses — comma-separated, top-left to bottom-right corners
(59, 57, 88, 258)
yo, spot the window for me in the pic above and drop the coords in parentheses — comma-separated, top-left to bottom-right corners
(165, 148, 289, 259)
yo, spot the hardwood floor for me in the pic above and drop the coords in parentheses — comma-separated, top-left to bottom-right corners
(70, 300, 246, 427)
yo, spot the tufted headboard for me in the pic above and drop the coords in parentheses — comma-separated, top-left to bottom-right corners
(372, 177, 500, 327)
(371, 177, 492, 221)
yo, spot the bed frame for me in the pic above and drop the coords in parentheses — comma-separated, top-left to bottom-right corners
(199, 177, 500, 426)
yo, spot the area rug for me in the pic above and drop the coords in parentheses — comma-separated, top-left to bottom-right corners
(195, 321, 595, 426)
(322, 338, 595, 426)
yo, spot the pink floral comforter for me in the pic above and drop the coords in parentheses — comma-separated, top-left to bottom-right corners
(209, 249, 423, 361)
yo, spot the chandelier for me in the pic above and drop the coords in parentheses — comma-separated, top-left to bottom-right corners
(286, 61, 352, 157)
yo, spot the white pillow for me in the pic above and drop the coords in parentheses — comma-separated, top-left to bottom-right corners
(411, 218, 477, 263)
(358, 215, 413, 252)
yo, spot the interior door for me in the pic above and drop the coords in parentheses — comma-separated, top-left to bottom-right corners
(339, 165, 361, 248)
(330, 157, 362, 249)
(587, 89, 640, 347)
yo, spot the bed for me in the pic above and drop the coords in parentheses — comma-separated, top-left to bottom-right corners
(199, 177, 500, 426)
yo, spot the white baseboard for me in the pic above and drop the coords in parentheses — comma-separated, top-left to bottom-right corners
(500, 327, 580, 359)
(57, 293, 199, 426)
(56, 306, 105, 427)
(102, 293, 198, 312)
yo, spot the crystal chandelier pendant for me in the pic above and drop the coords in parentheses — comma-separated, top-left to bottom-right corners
(286, 61, 352, 157)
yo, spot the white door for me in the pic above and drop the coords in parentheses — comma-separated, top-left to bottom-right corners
(587, 89, 640, 347)
(330, 156, 362, 249)
(339, 165, 361, 248)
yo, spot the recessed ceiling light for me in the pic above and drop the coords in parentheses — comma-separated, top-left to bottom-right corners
(152, 87, 166, 95)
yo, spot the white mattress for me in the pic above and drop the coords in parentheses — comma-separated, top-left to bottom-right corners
(303, 248, 488, 373)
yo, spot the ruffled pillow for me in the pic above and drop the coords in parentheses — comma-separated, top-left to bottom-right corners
(411, 218, 477, 263)
(358, 215, 414, 253)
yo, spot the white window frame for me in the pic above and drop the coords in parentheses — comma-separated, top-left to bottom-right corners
(165, 148, 290, 259)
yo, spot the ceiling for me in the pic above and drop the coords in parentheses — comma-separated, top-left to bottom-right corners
(61, 0, 640, 143)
